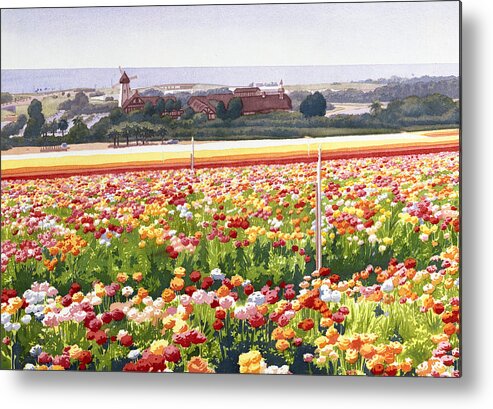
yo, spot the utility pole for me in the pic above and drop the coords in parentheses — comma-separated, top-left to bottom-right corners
(191, 135, 195, 173)
(315, 145, 322, 271)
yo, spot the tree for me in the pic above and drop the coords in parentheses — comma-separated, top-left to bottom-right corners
(300, 92, 327, 118)
(181, 107, 195, 120)
(24, 99, 45, 139)
(58, 118, 69, 136)
(216, 101, 227, 120)
(143, 101, 155, 117)
(66, 116, 89, 143)
(370, 100, 383, 116)
(49, 120, 58, 137)
(155, 98, 166, 116)
(1, 114, 27, 138)
(226, 98, 243, 120)
(109, 107, 124, 124)
(1, 92, 13, 104)
(165, 99, 175, 114)
(173, 99, 182, 111)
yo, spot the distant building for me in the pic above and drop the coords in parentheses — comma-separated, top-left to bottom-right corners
(187, 81, 292, 120)
(118, 71, 183, 117)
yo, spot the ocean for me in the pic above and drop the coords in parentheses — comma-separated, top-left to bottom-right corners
(1, 63, 459, 94)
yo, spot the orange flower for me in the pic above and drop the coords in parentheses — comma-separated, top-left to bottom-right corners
(117, 272, 128, 283)
(170, 277, 184, 291)
(216, 285, 230, 298)
(275, 339, 290, 352)
(132, 272, 143, 282)
(443, 323, 456, 336)
(187, 356, 214, 373)
(161, 288, 176, 303)
(137, 287, 149, 299)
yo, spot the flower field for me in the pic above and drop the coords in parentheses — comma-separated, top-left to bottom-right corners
(1, 151, 460, 376)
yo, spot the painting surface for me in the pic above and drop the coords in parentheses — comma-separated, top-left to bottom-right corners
(0, 2, 460, 376)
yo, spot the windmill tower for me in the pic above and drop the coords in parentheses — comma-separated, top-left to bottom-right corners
(278, 79, 285, 100)
(116, 66, 138, 108)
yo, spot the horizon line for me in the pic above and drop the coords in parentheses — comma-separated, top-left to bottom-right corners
(1, 62, 460, 71)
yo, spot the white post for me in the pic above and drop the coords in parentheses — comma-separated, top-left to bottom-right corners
(191, 135, 195, 173)
(315, 145, 322, 271)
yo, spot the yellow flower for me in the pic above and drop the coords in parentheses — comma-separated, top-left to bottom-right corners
(275, 339, 290, 352)
(174, 267, 186, 277)
(345, 349, 359, 364)
(149, 339, 168, 355)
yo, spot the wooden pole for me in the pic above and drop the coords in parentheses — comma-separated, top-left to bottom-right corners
(316, 145, 322, 271)
(191, 135, 195, 173)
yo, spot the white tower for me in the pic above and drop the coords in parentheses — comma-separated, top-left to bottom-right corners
(118, 71, 131, 107)
(278, 79, 285, 100)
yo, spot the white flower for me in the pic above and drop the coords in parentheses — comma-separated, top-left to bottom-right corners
(1, 312, 11, 325)
(382, 279, 394, 293)
(122, 286, 134, 297)
(24, 364, 36, 370)
(247, 291, 266, 306)
(330, 290, 341, 303)
(3, 322, 13, 332)
(21, 314, 32, 324)
(30, 344, 43, 357)
(127, 349, 141, 360)
(210, 268, 225, 281)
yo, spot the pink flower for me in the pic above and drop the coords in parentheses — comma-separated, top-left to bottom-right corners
(219, 296, 234, 309)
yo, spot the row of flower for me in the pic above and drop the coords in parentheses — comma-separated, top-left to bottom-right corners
(1, 151, 460, 374)
(2, 246, 459, 375)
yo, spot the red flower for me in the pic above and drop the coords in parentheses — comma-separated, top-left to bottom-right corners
(215, 309, 226, 320)
(111, 309, 125, 321)
(243, 284, 254, 296)
(433, 303, 445, 315)
(319, 267, 331, 277)
(53, 354, 71, 369)
(61, 294, 72, 307)
(78, 350, 92, 364)
(163, 345, 181, 363)
(248, 312, 266, 328)
(87, 318, 102, 332)
(185, 285, 197, 296)
(38, 352, 52, 365)
(332, 311, 345, 323)
(371, 363, 385, 375)
(329, 274, 340, 284)
(189, 271, 201, 282)
(404, 258, 417, 269)
(201, 276, 214, 290)
(213, 319, 224, 331)
(101, 312, 113, 324)
(384, 365, 398, 376)
(298, 318, 315, 331)
(120, 334, 133, 347)
(339, 306, 350, 315)
(94, 330, 108, 345)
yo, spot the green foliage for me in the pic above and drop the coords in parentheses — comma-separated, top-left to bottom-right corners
(226, 97, 243, 120)
(58, 118, 69, 136)
(59, 91, 117, 118)
(66, 116, 90, 143)
(1, 92, 13, 104)
(300, 91, 327, 118)
(109, 107, 124, 124)
(216, 101, 227, 120)
(155, 98, 166, 116)
(165, 99, 176, 113)
(0, 114, 27, 139)
(143, 101, 155, 117)
(181, 107, 195, 120)
(24, 99, 45, 139)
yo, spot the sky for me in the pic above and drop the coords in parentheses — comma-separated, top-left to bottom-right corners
(1, 1, 460, 69)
